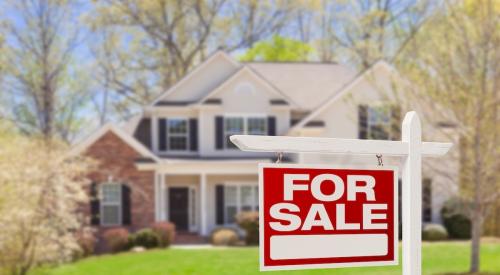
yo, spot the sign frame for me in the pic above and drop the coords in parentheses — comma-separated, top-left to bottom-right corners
(231, 111, 453, 275)
(258, 163, 399, 271)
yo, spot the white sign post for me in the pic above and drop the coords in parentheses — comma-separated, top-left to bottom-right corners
(231, 111, 452, 275)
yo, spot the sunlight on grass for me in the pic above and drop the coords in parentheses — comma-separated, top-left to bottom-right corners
(33, 242, 500, 275)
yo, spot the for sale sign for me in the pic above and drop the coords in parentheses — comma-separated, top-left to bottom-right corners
(259, 163, 398, 271)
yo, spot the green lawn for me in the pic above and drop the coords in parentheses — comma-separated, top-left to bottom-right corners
(33, 241, 500, 275)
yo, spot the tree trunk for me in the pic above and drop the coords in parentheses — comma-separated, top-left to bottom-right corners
(470, 193, 482, 273)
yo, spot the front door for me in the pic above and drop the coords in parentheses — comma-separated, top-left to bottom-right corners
(169, 187, 189, 231)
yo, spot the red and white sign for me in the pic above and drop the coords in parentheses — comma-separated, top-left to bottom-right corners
(259, 163, 398, 271)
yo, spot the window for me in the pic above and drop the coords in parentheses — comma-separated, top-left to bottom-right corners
(167, 118, 188, 151)
(224, 116, 267, 149)
(100, 184, 122, 226)
(224, 185, 259, 224)
(224, 117, 244, 149)
(367, 105, 392, 140)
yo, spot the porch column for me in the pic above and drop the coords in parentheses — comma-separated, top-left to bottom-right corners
(200, 173, 208, 236)
(160, 173, 167, 221)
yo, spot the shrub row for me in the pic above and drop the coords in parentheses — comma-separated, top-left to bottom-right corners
(103, 222, 175, 253)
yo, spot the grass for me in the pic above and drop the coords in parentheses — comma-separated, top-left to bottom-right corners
(32, 241, 500, 275)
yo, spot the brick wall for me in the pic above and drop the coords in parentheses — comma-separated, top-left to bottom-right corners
(84, 131, 155, 238)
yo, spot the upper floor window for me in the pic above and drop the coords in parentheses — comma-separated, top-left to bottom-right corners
(100, 183, 122, 226)
(168, 118, 188, 151)
(224, 116, 267, 149)
(367, 106, 391, 140)
(359, 105, 398, 140)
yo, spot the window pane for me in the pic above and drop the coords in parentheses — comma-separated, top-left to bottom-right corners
(247, 118, 266, 135)
(168, 119, 187, 134)
(368, 106, 391, 140)
(102, 205, 120, 225)
(226, 206, 237, 224)
(102, 184, 120, 203)
(224, 186, 237, 205)
(241, 186, 253, 206)
(169, 136, 187, 150)
(224, 117, 244, 133)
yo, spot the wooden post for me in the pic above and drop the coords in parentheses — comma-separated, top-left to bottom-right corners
(402, 111, 422, 275)
(200, 173, 208, 236)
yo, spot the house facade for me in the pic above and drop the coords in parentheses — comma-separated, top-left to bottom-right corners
(71, 51, 457, 241)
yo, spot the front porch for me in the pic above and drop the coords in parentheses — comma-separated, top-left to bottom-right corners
(139, 159, 264, 237)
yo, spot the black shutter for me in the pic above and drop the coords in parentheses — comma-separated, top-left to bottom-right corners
(267, 116, 276, 136)
(133, 118, 152, 149)
(391, 105, 401, 140)
(215, 116, 224, 150)
(358, 105, 368, 139)
(216, 185, 225, 225)
(122, 184, 131, 225)
(189, 118, 198, 151)
(159, 118, 167, 151)
(90, 182, 100, 226)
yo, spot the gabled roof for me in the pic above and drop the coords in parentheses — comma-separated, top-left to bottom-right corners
(247, 62, 357, 110)
(150, 51, 240, 106)
(289, 60, 396, 133)
(195, 66, 299, 108)
(69, 123, 160, 162)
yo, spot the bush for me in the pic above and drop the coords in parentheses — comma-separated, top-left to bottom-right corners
(211, 228, 239, 246)
(441, 198, 471, 239)
(151, 222, 176, 248)
(422, 224, 448, 241)
(130, 228, 160, 249)
(75, 230, 96, 258)
(236, 211, 259, 245)
(103, 228, 130, 253)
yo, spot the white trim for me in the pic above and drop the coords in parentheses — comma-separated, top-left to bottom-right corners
(289, 61, 396, 133)
(150, 51, 240, 106)
(69, 123, 160, 162)
(195, 66, 299, 108)
(100, 183, 123, 227)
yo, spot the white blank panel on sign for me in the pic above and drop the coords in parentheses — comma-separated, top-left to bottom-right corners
(270, 234, 388, 260)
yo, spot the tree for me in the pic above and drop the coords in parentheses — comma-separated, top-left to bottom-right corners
(397, 0, 499, 272)
(239, 35, 313, 62)
(0, 122, 93, 275)
(1, 0, 91, 142)
(291, 0, 432, 69)
(87, 0, 297, 118)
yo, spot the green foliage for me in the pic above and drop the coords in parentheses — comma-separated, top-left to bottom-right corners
(239, 35, 313, 62)
(29, 243, 500, 275)
(130, 229, 160, 249)
(441, 198, 471, 239)
(236, 211, 259, 245)
(423, 224, 449, 241)
(210, 228, 239, 246)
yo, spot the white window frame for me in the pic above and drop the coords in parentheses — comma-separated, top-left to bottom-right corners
(166, 117, 190, 152)
(223, 114, 267, 150)
(100, 183, 122, 226)
(223, 183, 259, 225)
(366, 104, 393, 140)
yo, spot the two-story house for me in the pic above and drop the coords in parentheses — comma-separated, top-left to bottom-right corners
(71, 51, 456, 243)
